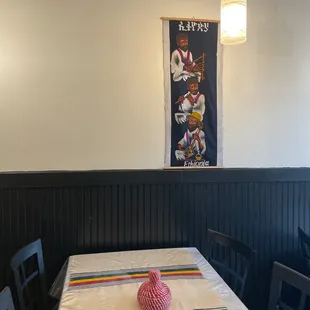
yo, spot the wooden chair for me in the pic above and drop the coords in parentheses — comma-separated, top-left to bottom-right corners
(298, 227, 310, 276)
(207, 229, 255, 300)
(10, 239, 48, 310)
(0, 287, 15, 310)
(268, 261, 310, 310)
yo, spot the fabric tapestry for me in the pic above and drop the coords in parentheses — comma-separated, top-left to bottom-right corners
(163, 20, 221, 167)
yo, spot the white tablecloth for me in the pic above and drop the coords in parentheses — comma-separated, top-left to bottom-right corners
(58, 247, 248, 310)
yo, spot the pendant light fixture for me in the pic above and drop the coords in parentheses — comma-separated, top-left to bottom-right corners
(220, 0, 247, 45)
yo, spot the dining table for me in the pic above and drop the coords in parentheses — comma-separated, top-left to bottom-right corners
(54, 247, 248, 310)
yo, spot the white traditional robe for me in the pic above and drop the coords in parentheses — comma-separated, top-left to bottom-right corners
(178, 128, 206, 155)
(171, 48, 198, 82)
(179, 92, 205, 118)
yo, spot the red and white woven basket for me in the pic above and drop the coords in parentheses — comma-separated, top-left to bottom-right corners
(137, 269, 172, 310)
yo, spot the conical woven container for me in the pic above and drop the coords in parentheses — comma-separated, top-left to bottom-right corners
(137, 269, 172, 310)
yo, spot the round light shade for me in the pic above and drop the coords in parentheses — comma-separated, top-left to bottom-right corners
(221, 0, 247, 45)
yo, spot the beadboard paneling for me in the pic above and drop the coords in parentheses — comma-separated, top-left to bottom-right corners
(0, 168, 310, 309)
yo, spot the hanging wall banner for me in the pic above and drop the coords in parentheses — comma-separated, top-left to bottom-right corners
(163, 19, 222, 167)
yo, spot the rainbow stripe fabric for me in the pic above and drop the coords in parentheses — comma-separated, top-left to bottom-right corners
(69, 264, 203, 290)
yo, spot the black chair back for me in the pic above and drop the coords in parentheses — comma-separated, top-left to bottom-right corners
(10, 239, 48, 310)
(0, 287, 15, 310)
(298, 227, 310, 275)
(207, 229, 255, 300)
(268, 261, 310, 310)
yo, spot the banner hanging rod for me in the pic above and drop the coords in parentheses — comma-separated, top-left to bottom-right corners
(160, 17, 220, 23)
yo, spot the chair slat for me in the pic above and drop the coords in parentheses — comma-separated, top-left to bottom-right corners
(298, 293, 306, 310)
(278, 300, 294, 310)
(21, 270, 39, 290)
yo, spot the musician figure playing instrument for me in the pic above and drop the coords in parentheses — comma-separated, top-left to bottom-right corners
(171, 33, 201, 82)
(175, 77, 205, 125)
(171, 33, 204, 95)
(175, 112, 206, 161)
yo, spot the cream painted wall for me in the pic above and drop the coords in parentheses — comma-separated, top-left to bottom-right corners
(0, 0, 309, 171)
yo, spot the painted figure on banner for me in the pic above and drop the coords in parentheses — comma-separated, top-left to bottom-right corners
(170, 33, 202, 95)
(175, 77, 205, 125)
(175, 112, 207, 164)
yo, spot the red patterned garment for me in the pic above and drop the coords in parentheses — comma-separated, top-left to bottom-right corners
(137, 269, 172, 310)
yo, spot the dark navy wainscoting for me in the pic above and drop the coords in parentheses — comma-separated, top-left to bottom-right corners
(1, 168, 310, 309)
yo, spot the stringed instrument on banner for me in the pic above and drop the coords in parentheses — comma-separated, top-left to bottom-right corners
(186, 53, 207, 81)
(184, 140, 195, 158)
(184, 141, 203, 161)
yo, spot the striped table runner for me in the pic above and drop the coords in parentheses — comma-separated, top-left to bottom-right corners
(69, 264, 203, 289)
